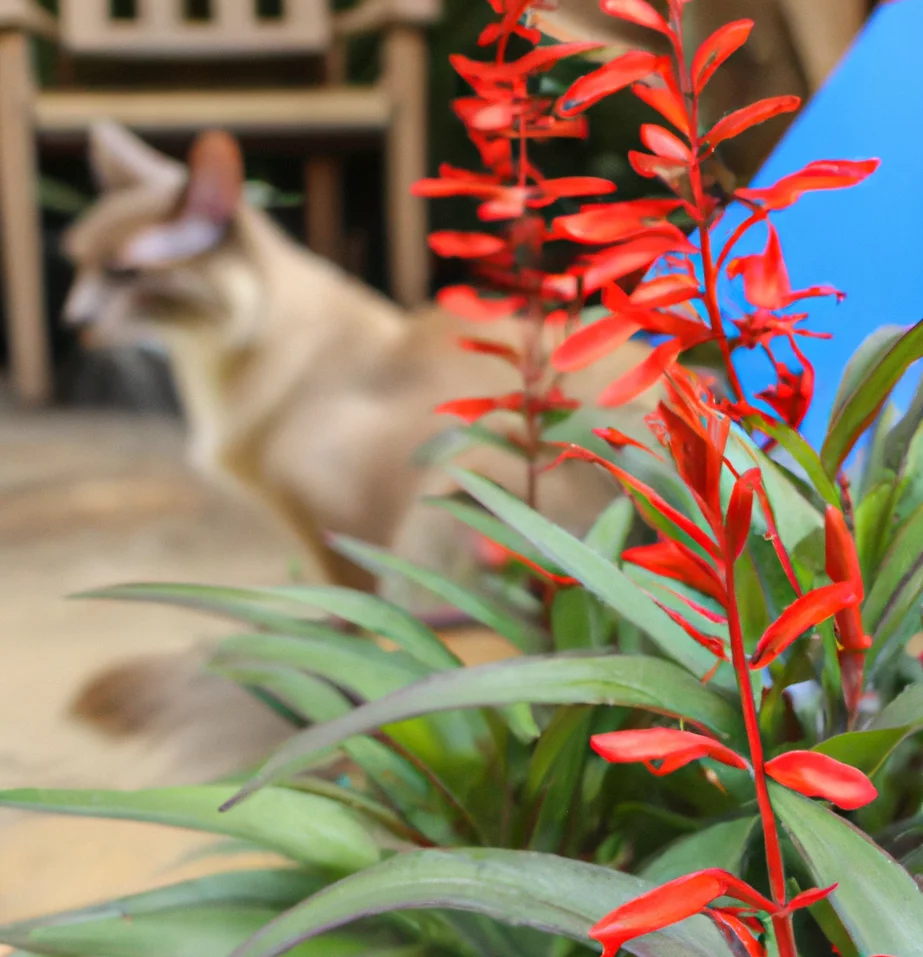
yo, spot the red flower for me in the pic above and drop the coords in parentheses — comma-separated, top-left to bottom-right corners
(623, 540, 728, 606)
(589, 868, 833, 957)
(764, 750, 878, 810)
(736, 159, 880, 210)
(757, 360, 815, 431)
(727, 225, 842, 311)
(591, 728, 748, 775)
(750, 581, 859, 669)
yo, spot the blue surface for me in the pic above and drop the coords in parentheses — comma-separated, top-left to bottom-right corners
(703, 0, 923, 449)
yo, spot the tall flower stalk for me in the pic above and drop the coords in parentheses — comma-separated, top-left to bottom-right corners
(424, 1, 881, 954)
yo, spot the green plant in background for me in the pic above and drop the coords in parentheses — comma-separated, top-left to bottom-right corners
(6, 3, 923, 957)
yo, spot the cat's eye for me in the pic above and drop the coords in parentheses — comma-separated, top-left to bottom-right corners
(103, 263, 141, 283)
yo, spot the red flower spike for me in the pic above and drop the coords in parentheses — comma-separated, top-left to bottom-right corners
(437, 285, 525, 322)
(736, 159, 880, 210)
(750, 581, 859, 669)
(551, 315, 641, 373)
(591, 728, 748, 774)
(598, 339, 684, 406)
(757, 361, 814, 431)
(631, 81, 691, 137)
(641, 124, 693, 163)
(692, 20, 754, 95)
(702, 96, 802, 153)
(557, 51, 663, 117)
(600, 0, 673, 36)
(429, 231, 506, 259)
(457, 337, 521, 366)
(623, 540, 728, 606)
(589, 869, 774, 957)
(764, 750, 878, 810)
(726, 469, 759, 561)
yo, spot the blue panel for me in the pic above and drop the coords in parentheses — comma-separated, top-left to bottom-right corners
(695, 0, 923, 448)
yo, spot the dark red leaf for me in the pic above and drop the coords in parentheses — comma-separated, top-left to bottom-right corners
(692, 20, 754, 95)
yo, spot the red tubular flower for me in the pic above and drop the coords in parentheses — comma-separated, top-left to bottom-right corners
(623, 539, 728, 606)
(736, 159, 880, 210)
(725, 468, 759, 561)
(709, 909, 766, 957)
(764, 750, 878, 810)
(591, 728, 748, 775)
(590, 869, 775, 957)
(757, 360, 815, 431)
(825, 505, 872, 716)
(750, 581, 859, 669)
(727, 226, 842, 311)
(655, 602, 729, 660)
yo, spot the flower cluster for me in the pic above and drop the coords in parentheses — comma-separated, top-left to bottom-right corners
(545, 0, 878, 435)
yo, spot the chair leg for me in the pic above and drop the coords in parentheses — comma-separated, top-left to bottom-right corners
(304, 156, 345, 267)
(383, 24, 430, 308)
(0, 31, 51, 405)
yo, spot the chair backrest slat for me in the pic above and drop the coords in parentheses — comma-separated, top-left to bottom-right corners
(59, 0, 331, 58)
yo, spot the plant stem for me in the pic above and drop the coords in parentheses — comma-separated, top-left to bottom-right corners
(725, 564, 798, 957)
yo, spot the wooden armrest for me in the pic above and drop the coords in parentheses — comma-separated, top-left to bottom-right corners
(333, 0, 441, 37)
(0, 0, 57, 40)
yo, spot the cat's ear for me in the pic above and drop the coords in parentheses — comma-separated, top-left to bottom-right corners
(89, 121, 185, 193)
(117, 131, 245, 269)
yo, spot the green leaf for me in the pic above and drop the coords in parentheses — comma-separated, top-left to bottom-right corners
(225, 654, 742, 805)
(229, 849, 734, 957)
(331, 535, 545, 653)
(551, 588, 611, 651)
(584, 497, 636, 560)
(447, 469, 716, 678)
(639, 817, 757, 885)
(885, 377, 923, 473)
(744, 416, 840, 507)
(270, 586, 459, 670)
(864, 502, 923, 647)
(0, 787, 381, 871)
(772, 784, 923, 955)
(822, 320, 923, 478)
(854, 479, 897, 582)
(75, 583, 327, 634)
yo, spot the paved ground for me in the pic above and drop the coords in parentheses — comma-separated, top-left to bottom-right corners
(0, 402, 326, 925)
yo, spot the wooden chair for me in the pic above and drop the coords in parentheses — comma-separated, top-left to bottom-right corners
(0, 0, 440, 405)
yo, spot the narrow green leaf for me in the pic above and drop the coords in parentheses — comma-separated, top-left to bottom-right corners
(75, 583, 327, 634)
(0, 787, 381, 871)
(225, 654, 742, 805)
(864, 502, 923, 640)
(229, 849, 734, 957)
(822, 320, 923, 478)
(854, 479, 897, 583)
(551, 588, 611, 651)
(584, 497, 636, 560)
(773, 784, 923, 955)
(331, 535, 545, 653)
(639, 817, 757, 885)
(744, 416, 840, 507)
(447, 469, 716, 677)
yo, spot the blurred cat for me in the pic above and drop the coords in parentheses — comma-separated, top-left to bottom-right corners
(63, 123, 655, 739)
